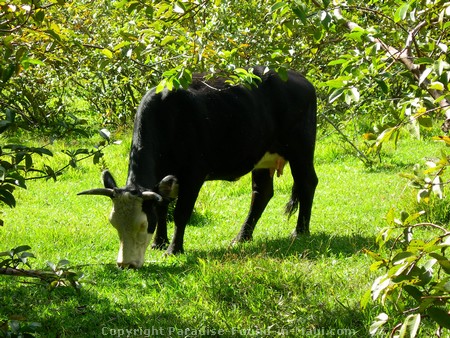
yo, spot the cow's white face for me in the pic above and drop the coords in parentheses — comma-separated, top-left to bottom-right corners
(109, 193, 152, 269)
(78, 170, 179, 269)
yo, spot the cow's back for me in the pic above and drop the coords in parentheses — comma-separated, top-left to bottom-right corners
(129, 68, 316, 185)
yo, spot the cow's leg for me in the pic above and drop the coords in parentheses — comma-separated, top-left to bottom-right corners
(233, 169, 274, 243)
(288, 150, 318, 237)
(166, 181, 203, 255)
(152, 203, 170, 250)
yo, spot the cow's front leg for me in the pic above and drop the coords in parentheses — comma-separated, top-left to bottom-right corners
(152, 203, 170, 250)
(166, 182, 202, 255)
(233, 169, 274, 243)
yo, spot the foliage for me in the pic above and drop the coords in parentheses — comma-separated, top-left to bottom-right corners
(0, 245, 87, 292)
(0, 124, 115, 225)
(1, 0, 449, 158)
(0, 319, 40, 338)
(1, 1, 450, 336)
(362, 136, 450, 337)
(0, 246, 88, 338)
(363, 209, 450, 337)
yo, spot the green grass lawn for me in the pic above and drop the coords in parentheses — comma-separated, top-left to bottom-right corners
(0, 132, 445, 337)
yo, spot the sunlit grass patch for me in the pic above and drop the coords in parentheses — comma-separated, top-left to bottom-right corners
(1, 133, 442, 337)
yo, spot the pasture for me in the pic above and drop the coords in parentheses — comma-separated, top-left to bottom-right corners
(0, 132, 443, 337)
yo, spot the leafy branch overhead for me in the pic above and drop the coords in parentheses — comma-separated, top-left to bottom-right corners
(0, 125, 118, 225)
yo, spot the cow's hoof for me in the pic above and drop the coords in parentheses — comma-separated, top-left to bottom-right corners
(152, 240, 169, 250)
(290, 229, 310, 239)
(164, 245, 184, 256)
(231, 235, 252, 245)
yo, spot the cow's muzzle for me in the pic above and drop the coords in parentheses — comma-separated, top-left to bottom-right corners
(117, 261, 139, 269)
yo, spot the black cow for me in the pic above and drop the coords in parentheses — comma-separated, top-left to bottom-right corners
(79, 66, 318, 268)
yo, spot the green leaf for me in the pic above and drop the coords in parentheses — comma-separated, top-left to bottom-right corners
(21, 58, 45, 68)
(328, 59, 347, 66)
(371, 274, 390, 300)
(47, 261, 56, 271)
(418, 116, 433, 128)
(0, 188, 16, 208)
(369, 313, 388, 335)
(46, 27, 62, 42)
(44, 165, 57, 181)
(365, 249, 385, 262)
(394, 3, 410, 22)
(173, 2, 186, 14)
(101, 48, 113, 59)
(57, 259, 70, 268)
(329, 88, 345, 103)
(418, 68, 432, 86)
(375, 127, 396, 147)
(415, 57, 435, 65)
(25, 154, 33, 171)
(345, 31, 365, 42)
(292, 5, 307, 24)
(99, 129, 111, 142)
(93, 151, 104, 165)
(403, 210, 425, 225)
(398, 313, 420, 338)
(270, 2, 287, 13)
(34, 8, 45, 23)
(360, 289, 372, 309)
(392, 251, 415, 265)
(156, 79, 167, 94)
(161, 36, 176, 46)
(403, 285, 423, 302)
(376, 79, 389, 94)
(12, 245, 32, 255)
(325, 78, 346, 88)
(428, 253, 450, 274)
(428, 81, 444, 91)
(386, 208, 396, 226)
(428, 307, 450, 329)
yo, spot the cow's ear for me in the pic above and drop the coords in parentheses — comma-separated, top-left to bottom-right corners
(102, 170, 117, 189)
(157, 175, 179, 200)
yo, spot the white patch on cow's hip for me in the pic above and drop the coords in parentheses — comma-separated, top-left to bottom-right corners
(254, 152, 287, 177)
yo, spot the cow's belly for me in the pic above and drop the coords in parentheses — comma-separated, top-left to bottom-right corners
(205, 152, 287, 181)
(254, 152, 287, 177)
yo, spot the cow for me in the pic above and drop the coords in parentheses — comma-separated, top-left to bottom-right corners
(78, 66, 318, 268)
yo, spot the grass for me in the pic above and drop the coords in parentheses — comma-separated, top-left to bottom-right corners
(0, 132, 446, 337)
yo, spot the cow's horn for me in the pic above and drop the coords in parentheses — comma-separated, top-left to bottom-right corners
(141, 191, 163, 202)
(77, 188, 114, 198)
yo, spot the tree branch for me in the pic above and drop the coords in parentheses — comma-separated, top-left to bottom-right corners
(0, 267, 54, 279)
(334, 7, 450, 122)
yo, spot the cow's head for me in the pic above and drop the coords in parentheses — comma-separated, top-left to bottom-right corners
(78, 170, 178, 269)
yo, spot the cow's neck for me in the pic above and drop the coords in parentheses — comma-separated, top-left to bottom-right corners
(125, 138, 160, 191)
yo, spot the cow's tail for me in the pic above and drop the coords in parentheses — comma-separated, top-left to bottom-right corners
(285, 183, 300, 219)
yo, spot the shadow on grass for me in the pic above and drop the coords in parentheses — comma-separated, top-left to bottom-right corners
(0, 270, 209, 337)
(189, 230, 376, 262)
(0, 231, 376, 337)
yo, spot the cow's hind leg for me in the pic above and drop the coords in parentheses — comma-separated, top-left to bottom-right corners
(287, 154, 318, 237)
(233, 169, 274, 243)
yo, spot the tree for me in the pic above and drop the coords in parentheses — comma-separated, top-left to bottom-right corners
(1, 2, 449, 334)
